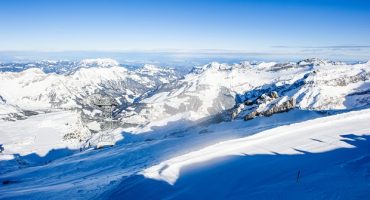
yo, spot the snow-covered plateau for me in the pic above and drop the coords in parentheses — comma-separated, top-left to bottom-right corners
(0, 58, 370, 199)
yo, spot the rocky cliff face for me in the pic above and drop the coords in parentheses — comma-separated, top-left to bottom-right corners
(225, 60, 370, 121)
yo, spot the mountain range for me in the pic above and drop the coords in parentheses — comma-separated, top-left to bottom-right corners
(0, 58, 370, 199)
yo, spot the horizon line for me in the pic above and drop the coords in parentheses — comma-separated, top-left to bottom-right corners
(1, 45, 370, 53)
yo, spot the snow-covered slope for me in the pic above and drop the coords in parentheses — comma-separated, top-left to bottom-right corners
(0, 96, 25, 120)
(143, 108, 370, 185)
(1, 108, 370, 199)
(133, 108, 370, 199)
(0, 111, 87, 173)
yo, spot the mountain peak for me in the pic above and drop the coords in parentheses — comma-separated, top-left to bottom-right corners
(21, 67, 45, 75)
(142, 64, 161, 72)
(296, 58, 344, 66)
(79, 58, 120, 68)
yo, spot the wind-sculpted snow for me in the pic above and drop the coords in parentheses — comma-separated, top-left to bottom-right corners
(141, 109, 370, 186)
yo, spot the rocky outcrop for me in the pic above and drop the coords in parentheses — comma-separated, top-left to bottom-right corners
(230, 89, 296, 121)
(262, 98, 296, 117)
(270, 91, 279, 99)
(244, 111, 258, 121)
(244, 97, 296, 121)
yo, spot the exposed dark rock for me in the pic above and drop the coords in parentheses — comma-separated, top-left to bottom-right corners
(263, 98, 296, 117)
(23, 110, 39, 117)
(269, 91, 279, 99)
(3, 113, 26, 121)
(244, 100, 254, 106)
(244, 111, 258, 121)
(244, 97, 296, 121)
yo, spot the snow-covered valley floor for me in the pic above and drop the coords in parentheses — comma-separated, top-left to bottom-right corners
(1, 108, 370, 199)
(0, 111, 82, 174)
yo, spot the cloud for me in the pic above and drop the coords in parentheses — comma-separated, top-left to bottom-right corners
(271, 45, 370, 49)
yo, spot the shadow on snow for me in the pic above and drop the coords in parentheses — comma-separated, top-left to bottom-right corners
(104, 134, 370, 200)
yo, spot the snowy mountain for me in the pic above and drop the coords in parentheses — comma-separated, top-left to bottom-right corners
(1, 58, 370, 199)
(78, 58, 120, 68)
(0, 60, 78, 74)
(120, 59, 370, 127)
(0, 59, 178, 120)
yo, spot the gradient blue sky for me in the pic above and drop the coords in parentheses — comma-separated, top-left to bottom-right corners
(0, 0, 369, 56)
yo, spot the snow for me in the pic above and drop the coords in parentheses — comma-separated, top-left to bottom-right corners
(142, 108, 370, 185)
(0, 111, 83, 173)
(139, 64, 162, 75)
(0, 108, 369, 199)
(256, 61, 277, 69)
(79, 58, 120, 68)
(0, 111, 80, 156)
(110, 109, 370, 199)
(0, 103, 21, 117)
(125, 59, 370, 127)
(86, 121, 101, 132)
(0, 61, 177, 113)
(1, 58, 370, 199)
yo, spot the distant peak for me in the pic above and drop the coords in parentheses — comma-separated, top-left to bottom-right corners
(256, 62, 277, 69)
(142, 64, 161, 71)
(22, 67, 45, 74)
(79, 58, 120, 68)
(297, 58, 325, 65)
(190, 62, 233, 74)
(296, 58, 345, 66)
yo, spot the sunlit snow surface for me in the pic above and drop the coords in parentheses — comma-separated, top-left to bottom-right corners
(142, 109, 370, 185)
(0, 111, 83, 173)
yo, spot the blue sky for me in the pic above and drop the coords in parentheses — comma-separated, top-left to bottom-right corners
(0, 0, 369, 59)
